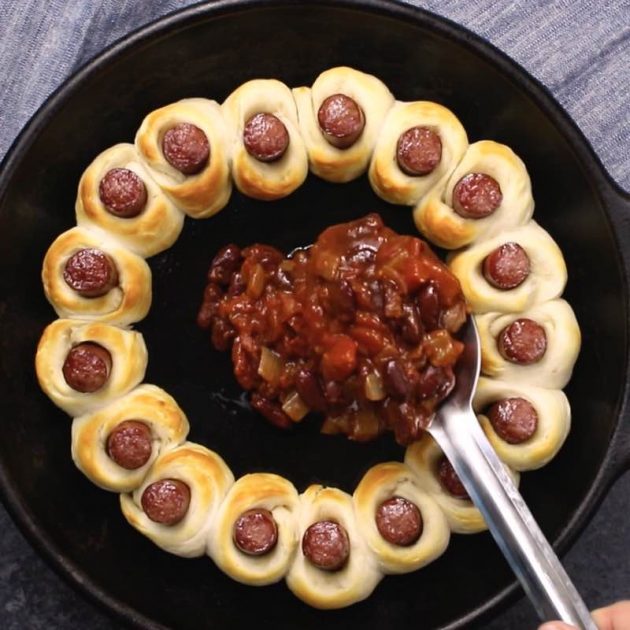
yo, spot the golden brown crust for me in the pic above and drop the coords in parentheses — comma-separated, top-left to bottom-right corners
(75, 143, 184, 257)
(208, 473, 300, 585)
(448, 221, 567, 313)
(222, 79, 308, 200)
(120, 442, 234, 557)
(476, 298, 581, 388)
(285, 485, 382, 609)
(71, 384, 190, 492)
(353, 462, 450, 574)
(473, 377, 571, 471)
(135, 98, 232, 218)
(35, 319, 148, 417)
(405, 433, 520, 534)
(413, 140, 534, 249)
(42, 227, 151, 326)
(369, 101, 468, 205)
(293, 67, 395, 182)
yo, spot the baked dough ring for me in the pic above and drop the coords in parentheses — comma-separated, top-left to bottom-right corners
(71, 384, 190, 492)
(208, 473, 300, 585)
(120, 442, 234, 558)
(368, 101, 468, 205)
(405, 434, 520, 534)
(285, 485, 382, 609)
(35, 319, 147, 417)
(135, 98, 232, 218)
(476, 298, 581, 388)
(448, 221, 567, 313)
(293, 66, 395, 182)
(473, 377, 571, 471)
(352, 462, 450, 574)
(42, 227, 151, 326)
(75, 143, 183, 257)
(222, 79, 308, 200)
(413, 140, 534, 249)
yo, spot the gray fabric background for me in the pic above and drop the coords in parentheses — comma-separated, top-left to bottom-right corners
(0, 0, 628, 628)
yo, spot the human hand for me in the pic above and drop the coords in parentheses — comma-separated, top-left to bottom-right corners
(538, 601, 630, 630)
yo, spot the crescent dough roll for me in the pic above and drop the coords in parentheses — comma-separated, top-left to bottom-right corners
(285, 485, 382, 609)
(35, 319, 147, 417)
(352, 462, 450, 574)
(75, 143, 183, 257)
(448, 221, 567, 313)
(405, 434, 520, 534)
(293, 66, 395, 182)
(120, 442, 234, 558)
(473, 377, 571, 471)
(222, 79, 308, 200)
(368, 101, 468, 205)
(413, 140, 534, 249)
(135, 98, 232, 218)
(42, 227, 151, 326)
(476, 298, 581, 388)
(208, 473, 300, 585)
(71, 384, 189, 492)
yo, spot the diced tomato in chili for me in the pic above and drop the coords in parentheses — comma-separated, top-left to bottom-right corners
(197, 213, 468, 445)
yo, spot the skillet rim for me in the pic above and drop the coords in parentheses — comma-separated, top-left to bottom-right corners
(0, 1, 628, 628)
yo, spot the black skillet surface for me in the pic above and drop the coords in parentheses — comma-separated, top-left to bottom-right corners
(1, 1, 630, 628)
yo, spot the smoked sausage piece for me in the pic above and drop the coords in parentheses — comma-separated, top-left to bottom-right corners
(487, 397, 538, 444)
(141, 478, 191, 525)
(302, 520, 350, 571)
(396, 126, 442, 176)
(62, 342, 112, 393)
(498, 318, 547, 365)
(437, 457, 470, 500)
(375, 496, 423, 546)
(106, 420, 153, 470)
(63, 248, 119, 298)
(98, 167, 148, 218)
(452, 173, 502, 219)
(161, 123, 210, 175)
(233, 508, 279, 556)
(243, 113, 290, 163)
(317, 94, 365, 149)
(482, 242, 530, 290)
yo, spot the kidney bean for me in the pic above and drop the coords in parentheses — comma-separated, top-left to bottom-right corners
(208, 244, 242, 285)
(250, 393, 293, 429)
(295, 368, 327, 411)
(383, 359, 412, 398)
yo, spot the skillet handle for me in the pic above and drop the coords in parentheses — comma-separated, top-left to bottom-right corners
(599, 177, 630, 480)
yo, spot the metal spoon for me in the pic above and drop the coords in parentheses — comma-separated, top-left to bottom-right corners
(426, 316, 596, 629)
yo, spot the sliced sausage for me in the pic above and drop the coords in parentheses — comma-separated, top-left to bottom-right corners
(498, 318, 547, 365)
(62, 342, 112, 393)
(162, 123, 210, 175)
(487, 397, 538, 444)
(106, 420, 153, 470)
(396, 126, 442, 176)
(438, 456, 469, 500)
(141, 478, 191, 526)
(483, 242, 531, 290)
(233, 508, 278, 556)
(208, 244, 242, 286)
(452, 173, 503, 219)
(243, 113, 289, 163)
(302, 520, 350, 571)
(375, 496, 423, 546)
(317, 94, 365, 149)
(98, 168, 148, 218)
(63, 248, 119, 298)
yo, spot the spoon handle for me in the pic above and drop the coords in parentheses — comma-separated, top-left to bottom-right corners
(428, 409, 597, 630)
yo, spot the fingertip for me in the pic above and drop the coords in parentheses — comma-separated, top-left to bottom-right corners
(538, 623, 576, 630)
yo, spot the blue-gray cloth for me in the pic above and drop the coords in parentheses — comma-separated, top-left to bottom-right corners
(0, 1, 628, 629)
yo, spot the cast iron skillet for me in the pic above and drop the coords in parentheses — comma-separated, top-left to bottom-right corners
(1, 1, 629, 628)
